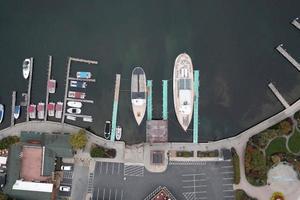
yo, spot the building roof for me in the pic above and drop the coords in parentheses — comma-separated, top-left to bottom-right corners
(13, 180, 53, 193)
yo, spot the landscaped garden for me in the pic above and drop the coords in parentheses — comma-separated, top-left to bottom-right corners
(245, 117, 300, 186)
(235, 189, 257, 200)
(90, 144, 116, 158)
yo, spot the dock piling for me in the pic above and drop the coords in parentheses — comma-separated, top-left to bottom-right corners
(110, 74, 121, 142)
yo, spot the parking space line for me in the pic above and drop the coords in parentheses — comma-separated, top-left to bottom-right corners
(108, 189, 111, 200)
(182, 179, 206, 182)
(223, 177, 233, 180)
(222, 183, 232, 186)
(221, 171, 233, 174)
(224, 195, 235, 198)
(106, 162, 109, 174)
(197, 197, 208, 199)
(221, 166, 233, 169)
(96, 187, 99, 200)
(182, 173, 205, 176)
(112, 163, 114, 175)
(117, 163, 121, 174)
(183, 185, 207, 189)
(224, 189, 234, 192)
(194, 191, 207, 194)
(100, 162, 103, 174)
(120, 189, 123, 200)
(114, 189, 117, 200)
(102, 188, 106, 200)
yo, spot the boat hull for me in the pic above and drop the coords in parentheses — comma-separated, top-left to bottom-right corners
(23, 58, 31, 79)
(0, 104, 4, 123)
(14, 106, 20, 119)
(173, 53, 194, 131)
(131, 67, 147, 125)
(67, 101, 82, 108)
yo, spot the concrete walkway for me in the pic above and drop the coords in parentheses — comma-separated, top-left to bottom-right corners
(1, 97, 300, 200)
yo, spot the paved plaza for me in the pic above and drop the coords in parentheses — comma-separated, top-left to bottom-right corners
(91, 161, 234, 200)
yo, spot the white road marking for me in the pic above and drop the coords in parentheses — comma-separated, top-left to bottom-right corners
(96, 187, 99, 200)
(108, 189, 111, 200)
(117, 163, 121, 174)
(182, 179, 206, 182)
(99, 162, 103, 174)
(221, 171, 233, 174)
(221, 166, 233, 169)
(183, 185, 207, 189)
(182, 173, 205, 176)
(114, 189, 117, 200)
(120, 189, 124, 200)
(102, 188, 106, 200)
(223, 177, 233, 180)
(112, 163, 114, 175)
(106, 162, 109, 174)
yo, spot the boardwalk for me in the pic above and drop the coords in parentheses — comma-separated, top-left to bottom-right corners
(162, 80, 168, 120)
(193, 70, 199, 143)
(268, 83, 290, 109)
(111, 74, 121, 142)
(11, 91, 16, 127)
(44, 55, 52, 121)
(276, 44, 300, 71)
(147, 80, 153, 121)
(291, 18, 300, 30)
(62, 57, 72, 123)
(26, 57, 34, 122)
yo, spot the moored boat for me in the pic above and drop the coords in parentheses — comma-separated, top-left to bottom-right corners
(83, 116, 93, 122)
(14, 105, 21, 119)
(67, 108, 81, 114)
(47, 102, 55, 117)
(68, 91, 86, 99)
(116, 126, 122, 140)
(173, 53, 194, 131)
(55, 102, 63, 119)
(104, 121, 111, 140)
(23, 58, 31, 79)
(66, 115, 76, 121)
(37, 102, 45, 119)
(28, 104, 36, 119)
(70, 80, 87, 89)
(0, 104, 4, 123)
(131, 67, 147, 125)
(48, 80, 56, 94)
(67, 101, 82, 108)
(76, 71, 91, 79)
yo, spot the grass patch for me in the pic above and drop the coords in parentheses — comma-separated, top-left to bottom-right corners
(288, 128, 300, 154)
(176, 151, 194, 157)
(266, 137, 288, 156)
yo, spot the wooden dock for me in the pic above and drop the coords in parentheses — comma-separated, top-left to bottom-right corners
(65, 113, 93, 118)
(68, 77, 96, 82)
(66, 98, 94, 104)
(44, 55, 52, 121)
(292, 18, 300, 30)
(110, 74, 121, 142)
(62, 57, 72, 123)
(26, 57, 34, 122)
(69, 57, 98, 65)
(276, 44, 300, 71)
(268, 83, 290, 109)
(11, 91, 16, 127)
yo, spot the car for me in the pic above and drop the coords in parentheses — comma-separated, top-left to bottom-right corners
(61, 165, 72, 171)
(59, 185, 71, 192)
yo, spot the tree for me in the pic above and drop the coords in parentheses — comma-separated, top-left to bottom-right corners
(69, 129, 88, 149)
(279, 120, 292, 135)
(0, 192, 8, 200)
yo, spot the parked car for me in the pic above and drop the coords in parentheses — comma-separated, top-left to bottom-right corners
(61, 165, 72, 171)
(59, 185, 71, 192)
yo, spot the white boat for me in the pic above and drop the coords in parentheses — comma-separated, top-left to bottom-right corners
(55, 102, 63, 119)
(37, 103, 45, 120)
(173, 53, 194, 131)
(70, 80, 87, 88)
(68, 91, 86, 99)
(66, 115, 76, 121)
(28, 104, 36, 119)
(47, 102, 55, 117)
(83, 116, 93, 122)
(67, 108, 81, 114)
(67, 101, 82, 108)
(131, 67, 147, 125)
(23, 58, 31, 79)
(116, 126, 122, 140)
(48, 80, 56, 94)
(76, 71, 91, 79)
(104, 121, 111, 140)
(14, 105, 20, 119)
(0, 104, 4, 123)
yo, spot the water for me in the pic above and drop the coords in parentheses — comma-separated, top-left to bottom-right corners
(0, 1, 300, 144)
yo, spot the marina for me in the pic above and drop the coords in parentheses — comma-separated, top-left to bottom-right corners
(292, 17, 300, 30)
(276, 44, 300, 71)
(45, 55, 53, 121)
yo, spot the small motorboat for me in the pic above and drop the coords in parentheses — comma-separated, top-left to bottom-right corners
(48, 80, 56, 94)
(67, 108, 81, 114)
(76, 71, 91, 79)
(70, 80, 87, 89)
(104, 121, 111, 140)
(23, 58, 31, 79)
(68, 91, 86, 99)
(55, 102, 63, 119)
(0, 104, 4, 123)
(14, 105, 21, 119)
(66, 115, 76, 121)
(37, 102, 45, 120)
(83, 116, 93, 122)
(67, 101, 82, 108)
(28, 104, 36, 119)
(116, 126, 122, 140)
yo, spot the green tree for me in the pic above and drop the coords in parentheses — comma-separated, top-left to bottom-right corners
(0, 192, 8, 200)
(279, 120, 292, 135)
(69, 129, 88, 149)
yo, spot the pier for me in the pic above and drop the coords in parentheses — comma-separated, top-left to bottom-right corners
(110, 74, 121, 142)
(276, 44, 300, 71)
(193, 70, 200, 144)
(65, 113, 93, 119)
(11, 91, 16, 127)
(268, 83, 289, 109)
(62, 57, 72, 123)
(291, 18, 300, 30)
(69, 57, 98, 65)
(147, 80, 153, 121)
(26, 57, 34, 122)
(44, 55, 52, 121)
(66, 98, 94, 104)
(162, 80, 168, 120)
(68, 77, 96, 82)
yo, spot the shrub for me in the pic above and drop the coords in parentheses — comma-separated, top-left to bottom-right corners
(231, 148, 240, 184)
(176, 151, 193, 157)
(235, 189, 257, 200)
(70, 129, 88, 149)
(270, 192, 284, 200)
(90, 145, 116, 158)
(0, 136, 19, 150)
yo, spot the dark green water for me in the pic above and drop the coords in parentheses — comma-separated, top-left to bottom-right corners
(0, 1, 300, 144)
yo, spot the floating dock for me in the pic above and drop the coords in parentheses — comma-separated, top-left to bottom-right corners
(69, 57, 98, 65)
(65, 98, 94, 104)
(110, 74, 121, 142)
(44, 55, 52, 121)
(26, 57, 34, 122)
(291, 18, 300, 30)
(162, 80, 168, 120)
(62, 58, 72, 123)
(268, 83, 289, 109)
(65, 113, 93, 118)
(68, 77, 96, 82)
(11, 91, 16, 127)
(193, 70, 199, 144)
(147, 80, 153, 121)
(276, 44, 300, 71)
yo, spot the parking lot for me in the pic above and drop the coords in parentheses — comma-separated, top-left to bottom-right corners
(58, 163, 74, 198)
(92, 161, 234, 200)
